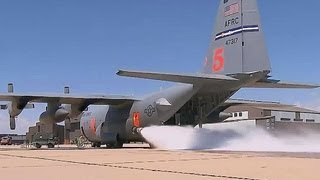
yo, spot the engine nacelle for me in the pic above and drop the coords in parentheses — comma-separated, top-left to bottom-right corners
(8, 101, 28, 130)
(205, 112, 233, 124)
(39, 108, 69, 124)
(8, 102, 25, 117)
(62, 104, 87, 119)
(5, 84, 37, 130)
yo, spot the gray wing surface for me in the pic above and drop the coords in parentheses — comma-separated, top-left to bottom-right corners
(244, 82, 319, 89)
(0, 93, 139, 105)
(117, 69, 238, 84)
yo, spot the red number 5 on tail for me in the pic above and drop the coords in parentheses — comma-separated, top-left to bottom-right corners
(213, 48, 224, 72)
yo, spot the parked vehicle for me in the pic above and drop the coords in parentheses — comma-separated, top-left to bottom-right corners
(31, 134, 59, 149)
(0, 136, 12, 145)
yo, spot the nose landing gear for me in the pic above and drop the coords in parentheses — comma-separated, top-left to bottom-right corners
(91, 142, 101, 148)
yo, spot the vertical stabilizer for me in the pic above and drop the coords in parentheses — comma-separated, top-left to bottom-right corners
(202, 0, 271, 75)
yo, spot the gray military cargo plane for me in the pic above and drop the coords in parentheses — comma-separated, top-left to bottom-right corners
(0, 0, 318, 148)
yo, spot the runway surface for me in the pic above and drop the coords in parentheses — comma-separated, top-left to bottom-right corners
(0, 145, 319, 180)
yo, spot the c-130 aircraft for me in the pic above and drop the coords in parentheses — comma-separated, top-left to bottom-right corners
(0, 0, 318, 148)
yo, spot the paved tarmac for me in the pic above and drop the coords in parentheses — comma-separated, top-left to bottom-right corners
(0, 145, 319, 180)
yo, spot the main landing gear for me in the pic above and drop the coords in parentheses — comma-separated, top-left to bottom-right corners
(91, 141, 123, 149)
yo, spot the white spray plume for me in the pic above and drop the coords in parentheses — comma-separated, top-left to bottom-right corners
(141, 121, 320, 152)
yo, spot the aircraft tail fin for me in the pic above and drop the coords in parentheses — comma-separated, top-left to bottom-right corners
(202, 0, 271, 75)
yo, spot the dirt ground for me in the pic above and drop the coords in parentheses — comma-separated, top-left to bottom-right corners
(0, 145, 319, 180)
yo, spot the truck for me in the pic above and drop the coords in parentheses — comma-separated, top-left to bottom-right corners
(31, 133, 59, 149)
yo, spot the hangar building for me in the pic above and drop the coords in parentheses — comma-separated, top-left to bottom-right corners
(223, 100, 320, 133)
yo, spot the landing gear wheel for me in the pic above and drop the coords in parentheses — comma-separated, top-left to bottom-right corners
(105, 141, 123, 149)
(112, 134, 123, 149)
(91, 142, 101, 148)
(113, 141, 123, 149)
(35, 143, 42, 149)
(48, 143, 54, 148)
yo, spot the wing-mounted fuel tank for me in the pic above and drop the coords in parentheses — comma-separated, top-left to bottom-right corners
(80, 105, 131, 147)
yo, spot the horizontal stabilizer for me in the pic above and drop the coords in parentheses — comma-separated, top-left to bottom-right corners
(244, 81, 319, 89)
(117, 69, 238, 84)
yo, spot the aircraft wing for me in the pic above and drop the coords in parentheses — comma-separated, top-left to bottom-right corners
(0, 93, 139, 105)
(117, 69, 238, 84)
(244, 81, 319, 89)
(0, 103, 35, 110)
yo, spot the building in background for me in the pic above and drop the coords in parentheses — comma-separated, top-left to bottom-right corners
(0, 134, 26, 145)
(26, 118, 81, 145)
(224, 100, 320, 133)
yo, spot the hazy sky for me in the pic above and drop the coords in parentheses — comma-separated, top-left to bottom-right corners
(1, 0, 320, 134)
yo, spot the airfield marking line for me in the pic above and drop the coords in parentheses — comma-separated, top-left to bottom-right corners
(0, 153, 260, 180)
(205, 151, 320, 160)
(0, 164, 74, 169)
(102, 157, 239, 165)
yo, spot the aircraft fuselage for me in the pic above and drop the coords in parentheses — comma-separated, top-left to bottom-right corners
(80, 84, 200, 144)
